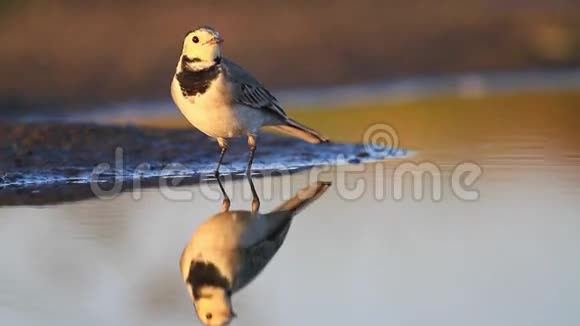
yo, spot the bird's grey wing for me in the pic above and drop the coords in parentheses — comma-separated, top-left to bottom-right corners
(232, 217, 293, 291)
(222, 58, 288, 119)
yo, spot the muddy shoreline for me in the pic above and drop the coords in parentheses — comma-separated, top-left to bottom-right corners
(0, 123, 408, 205)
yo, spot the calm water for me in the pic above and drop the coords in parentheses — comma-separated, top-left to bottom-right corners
(2, 95, 580, 326)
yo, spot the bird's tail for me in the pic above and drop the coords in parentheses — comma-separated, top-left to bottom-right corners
(269, 118, 330, 144)
(273, 181, 331, 215)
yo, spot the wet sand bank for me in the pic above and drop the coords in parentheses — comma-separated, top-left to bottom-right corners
(0, 123, 407, 205)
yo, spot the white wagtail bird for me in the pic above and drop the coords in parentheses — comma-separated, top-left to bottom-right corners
(171, 26, 329, 177)
(179, 181, 331, 326)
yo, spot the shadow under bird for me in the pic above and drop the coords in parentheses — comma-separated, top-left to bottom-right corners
(171, 26, 329, 177)
(179, 181, 332, 326)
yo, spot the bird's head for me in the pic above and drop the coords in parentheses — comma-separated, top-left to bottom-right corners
(193, 286, 235, 326)
(181, 26, 223, 71)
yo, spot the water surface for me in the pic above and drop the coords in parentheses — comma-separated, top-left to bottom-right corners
(1, 92, 580, 326)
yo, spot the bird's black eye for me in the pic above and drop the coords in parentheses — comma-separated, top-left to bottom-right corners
(193, 36, 199, 43)
(206, 313, 213, 320)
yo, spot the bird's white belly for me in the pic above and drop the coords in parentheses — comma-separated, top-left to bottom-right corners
(171, 77, 265, 138)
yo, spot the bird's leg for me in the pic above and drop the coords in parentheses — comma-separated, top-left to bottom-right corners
(217, 177, 230, 213)
(246, 135, 259, 212)
(245, 135, 257, 176)
(215, 138, 230, 210)
(248, 175, 260, 213)
(214, 138, 228, 178)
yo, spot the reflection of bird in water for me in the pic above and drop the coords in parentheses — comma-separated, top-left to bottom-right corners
(179, 181, 331, 326)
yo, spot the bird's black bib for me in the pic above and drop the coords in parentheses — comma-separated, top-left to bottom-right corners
(176, 56, 222, 97)
(187, 261, 231, 300)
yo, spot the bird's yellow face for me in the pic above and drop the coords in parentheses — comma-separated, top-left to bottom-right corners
(181, 27, 223, 68)
(193, 286, 234, 326)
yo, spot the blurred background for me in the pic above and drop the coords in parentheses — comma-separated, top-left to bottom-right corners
(1, 0, 580, 115)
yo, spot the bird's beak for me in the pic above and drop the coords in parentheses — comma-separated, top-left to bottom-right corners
(206, 37, 224, 45)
